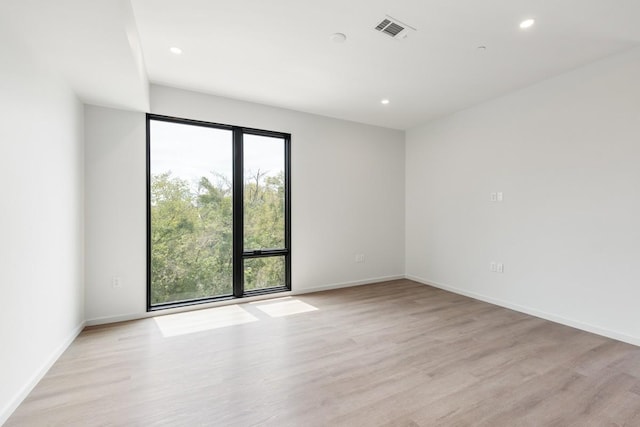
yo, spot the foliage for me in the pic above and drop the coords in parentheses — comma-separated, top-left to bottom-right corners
(150, 170, 285, 305)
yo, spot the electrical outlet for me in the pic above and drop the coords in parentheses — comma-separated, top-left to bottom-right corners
(490, 262, 497, 272)
(497, 263, 504, 273)
(355, 254, 365, 263)
(112, 276, 122, 288)
(491, 192, 504, 202)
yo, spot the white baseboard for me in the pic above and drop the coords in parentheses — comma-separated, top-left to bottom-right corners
(86, 275, 406, 326)
(407, 274, 640, 348)
(293, 275, 405, 295)
(0, 320, 86, 426)
(86, 312, 149, 326)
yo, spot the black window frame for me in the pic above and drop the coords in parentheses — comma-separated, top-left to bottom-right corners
(146, 113, 292, 311)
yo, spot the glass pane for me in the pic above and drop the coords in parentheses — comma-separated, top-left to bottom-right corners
(243, 134, 285, 251)
(150, 120, 233, 305)
(244, 256, 286, 291)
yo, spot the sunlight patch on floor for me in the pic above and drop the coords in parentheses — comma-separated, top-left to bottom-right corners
(154, 305, 259, 337)
(254, 299, 318, 318)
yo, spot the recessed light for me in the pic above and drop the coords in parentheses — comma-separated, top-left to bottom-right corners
(519, 18, 535, 29)
(381, 99, 390, 105)
(330, 33, 347, 43)
(170, 47, 183, 55)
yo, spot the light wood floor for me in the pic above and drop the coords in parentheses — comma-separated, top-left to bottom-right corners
(7, 280, 640, 426)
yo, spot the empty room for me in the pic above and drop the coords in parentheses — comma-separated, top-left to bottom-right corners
(2, 0, 640, 425)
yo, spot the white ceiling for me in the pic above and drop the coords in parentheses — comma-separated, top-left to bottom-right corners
(4, 0, 640, 129)
(1, 0, 149, 112)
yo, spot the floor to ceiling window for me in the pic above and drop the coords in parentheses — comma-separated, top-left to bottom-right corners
(147, 114, 291, 310)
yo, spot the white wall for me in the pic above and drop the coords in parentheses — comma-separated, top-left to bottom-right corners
(84, 106, 147, 322)
(406, 47, 640, 345)
(84, 85, 405, 323)
(0, 31, 85, 424)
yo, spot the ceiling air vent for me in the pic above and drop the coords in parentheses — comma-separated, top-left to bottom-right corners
(374, 15, 416, 40)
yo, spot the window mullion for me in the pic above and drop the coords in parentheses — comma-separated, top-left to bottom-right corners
(232, 128, 244, 298)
